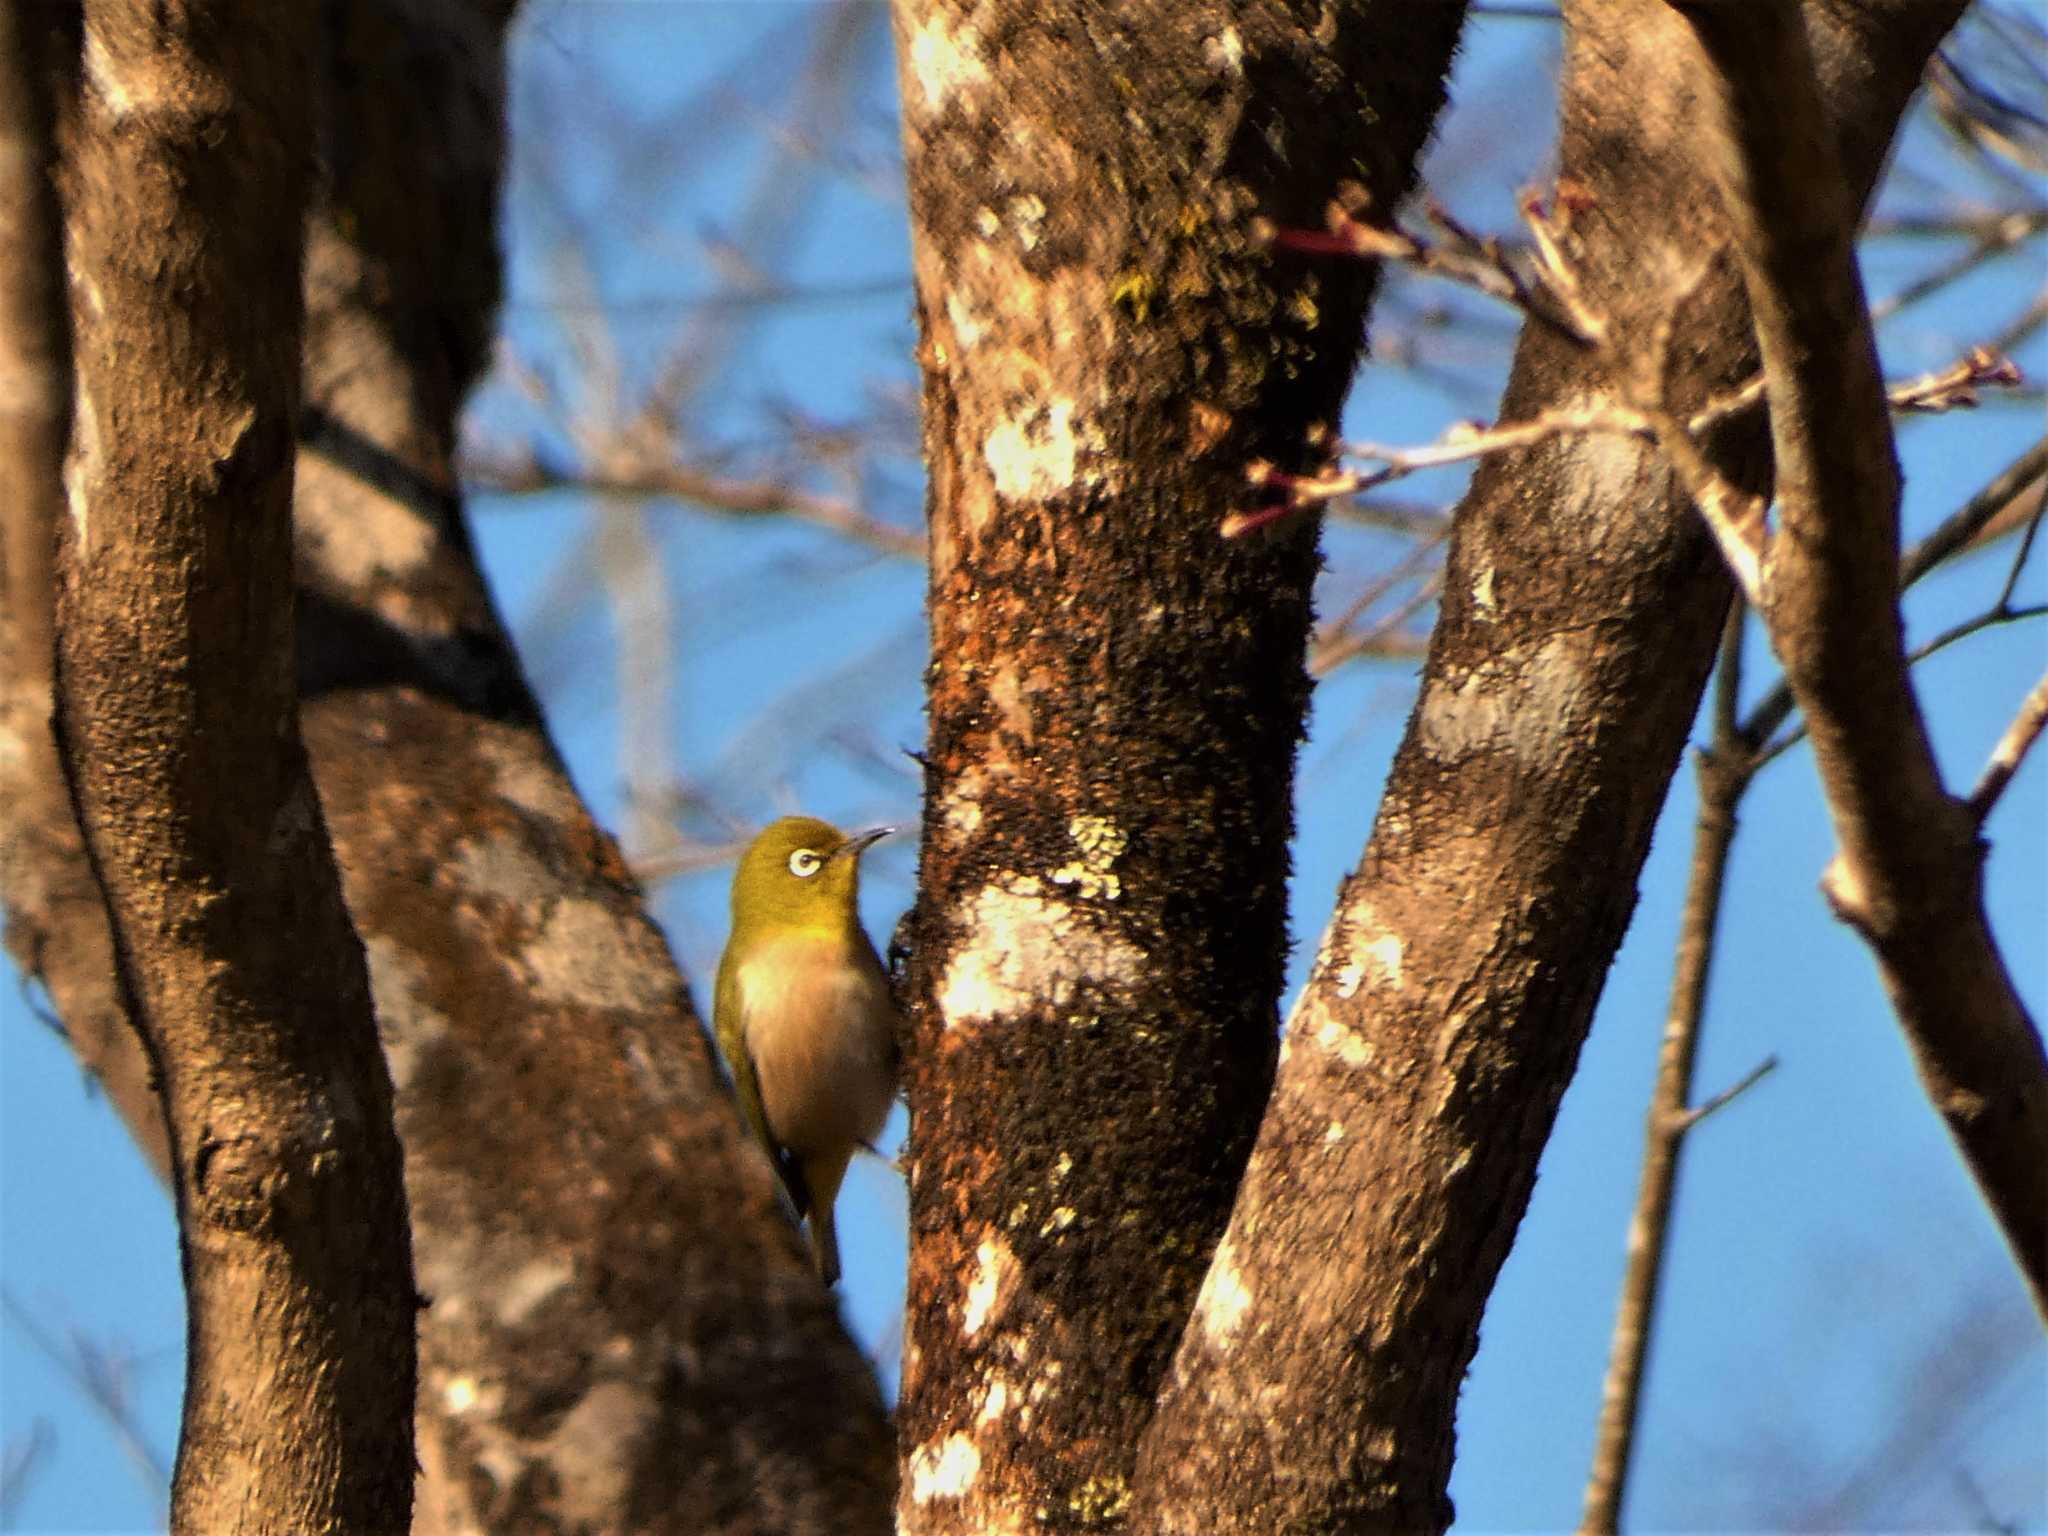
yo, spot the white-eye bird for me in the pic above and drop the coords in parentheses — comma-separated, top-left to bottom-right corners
(714, 816, 900, 1287)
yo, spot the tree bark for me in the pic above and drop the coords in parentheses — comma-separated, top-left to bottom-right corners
(6, 2, 898, 1528)
(53, 3, 416, 1531)
(1125, 1, 1967, 1530)
(0, 0, 163, 1181)
(297, 2, 898, 1528)
(0, 0, 64, 697)
(888, 3, 1463, 1531)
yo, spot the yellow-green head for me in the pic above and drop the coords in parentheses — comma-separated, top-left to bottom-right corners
(728, 815, 890, 942)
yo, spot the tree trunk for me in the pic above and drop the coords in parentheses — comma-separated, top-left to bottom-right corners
(53, 3, 416, 1530)
(6, 2, 899, 1529)
(296, 5, 894, 1527)
(889, 3, 1463, 1530)
(1125, 1, 1968, 1529)
(0, 0, 165, 1183)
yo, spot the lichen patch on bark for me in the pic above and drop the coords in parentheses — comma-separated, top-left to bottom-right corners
(1417, 632, 1593, 766)
(297, 454, 437, 586)
(905, 10, 993, 118)
(1194, 1237, 1253, 1348)
(909, 1432, 984, 1503)
(523, 897, 676, 1012)
(61, 383, 98, 551)
(934, 877, 1146, 1029)
(983, 398, 1100, 503)
(961, 1236, 1013, 1337)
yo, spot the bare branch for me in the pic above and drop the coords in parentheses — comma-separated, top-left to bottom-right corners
(1581, 612, 1756, 1536)
(1905, 435, 2048, 586)
(467, 446, 926, 559)
(1675, 1053, 1779, 1132)
(1670, 0, 2046, 1313)
(1753, 603, 2048, 773)
(0, 1414, 53, 1526)
(55, 7, 418, 1523)
(1736, 436, 2048, 752)
(1870, 209, 2047, 323)
(1237, 197, 2017, 577)
(1, 1292, 168, 1506)
(1967, 671, 2048, 823)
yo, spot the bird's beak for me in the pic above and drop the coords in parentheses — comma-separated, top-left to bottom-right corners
(833, 826, 894, 862)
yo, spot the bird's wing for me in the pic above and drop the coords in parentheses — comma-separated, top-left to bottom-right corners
(714, 946, 813, 1218)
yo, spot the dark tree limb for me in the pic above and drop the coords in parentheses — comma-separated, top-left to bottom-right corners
(1125, 2, 1967, 1529)
(889, 3, 1463, 1530)
(0, 0, 64, 699)
(53, 3, 416, 1529)
(1669, 0, 2047, 1315)
(1968, 672, 2048, 823)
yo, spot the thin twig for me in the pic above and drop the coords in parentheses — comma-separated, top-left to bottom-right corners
(0, 1293, 168, 1505)
(1580, 608, 1756, 1536)
(467, 448, 925, 560)
(1753, 602, 2048, 773)
(1967, 671, 2048, 823)
(1238, 188, 2018, 555)
(1674, 1053, 1779, 1132)
(1869, 209, 2046, 323)
(0, 1415, 53, 1525)
(1741, 437, 2048, 751)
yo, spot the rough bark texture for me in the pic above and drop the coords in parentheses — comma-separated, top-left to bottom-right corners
(1124, 2, 1967, 1530)
(0, 1, 153, 1177)
(6, 2, 898, 1529)
(299, 2, 896, 1528)
(889, 4, 1462, 1531)
(53, 4, 417, 1531)
(1672, 0, 2046, 1313)
(0, 0, 65, 695)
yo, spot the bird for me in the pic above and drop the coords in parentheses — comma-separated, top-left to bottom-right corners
(714, 815, 900, 1287)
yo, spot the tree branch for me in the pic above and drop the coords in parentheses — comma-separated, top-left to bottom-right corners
(0, 0, 64, 700)
(466, 445, 926, 559)
(54, 4, 417, 1525)
(1580, 610, 1758, 1535)
(1670, 0, 2046, 1313)
(1126, 1, 1975, 1527)
(1967, 671, 2048, 823)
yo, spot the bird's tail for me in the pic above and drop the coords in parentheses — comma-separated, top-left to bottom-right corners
(801, 1147, 853, 1287)
(809, 1206, 841, 1288)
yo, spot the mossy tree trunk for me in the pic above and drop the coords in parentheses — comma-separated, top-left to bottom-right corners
(888, 4, 1463, 1531)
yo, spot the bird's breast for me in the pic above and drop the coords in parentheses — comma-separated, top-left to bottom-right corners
(734, 932, 897, 1155)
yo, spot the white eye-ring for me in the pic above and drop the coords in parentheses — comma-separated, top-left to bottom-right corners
(788, 848, 823, 878)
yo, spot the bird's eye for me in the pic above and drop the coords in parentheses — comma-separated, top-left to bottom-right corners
(788, 848, 823, 878)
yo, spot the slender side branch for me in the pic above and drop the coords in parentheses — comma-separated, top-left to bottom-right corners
(466, 445, 926, 559)
(1740, 436, 2048, 751)
(1968, 671, 2048, 822)
(1581, 612, 1758, 1535)
(1235, 199, 2016, 574)
(1671, 0, 2047, 1312)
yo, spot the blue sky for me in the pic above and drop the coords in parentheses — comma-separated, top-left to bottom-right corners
(5, 4, 2044, 1531)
